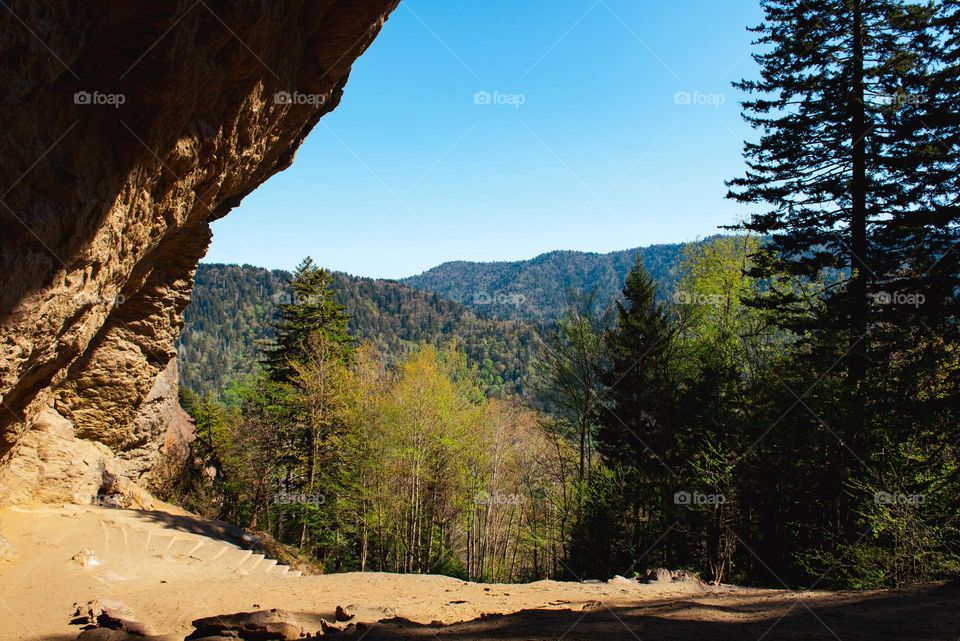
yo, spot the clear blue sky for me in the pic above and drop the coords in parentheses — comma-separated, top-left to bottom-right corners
(204, 0, 765, 279)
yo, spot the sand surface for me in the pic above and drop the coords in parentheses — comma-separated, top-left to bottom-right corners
(0, 504, 956, 640)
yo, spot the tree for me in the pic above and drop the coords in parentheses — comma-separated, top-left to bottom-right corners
(728, 0, 896, 354)
(729, 0, 960, 585)
(671, 236, 769, 584)
(572, 260, 679, 577)
(289, 332, 357, 551)
(534, 290, 610, 486)
(263, 257, 353, 383)
(595, 260, 677, 474)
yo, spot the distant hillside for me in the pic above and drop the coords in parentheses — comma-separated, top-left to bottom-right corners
(399, 241, 704, 321)
(178, 264, 543, 397)
(180, 240, 709, 396)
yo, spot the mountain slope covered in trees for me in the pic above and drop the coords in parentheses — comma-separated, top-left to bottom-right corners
(178, 264, 542, 396)
(399, 240, 702, 320)
(179, 241, 704, 397)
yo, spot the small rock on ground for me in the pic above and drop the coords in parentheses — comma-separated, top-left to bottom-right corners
(0, 534, 17, 561)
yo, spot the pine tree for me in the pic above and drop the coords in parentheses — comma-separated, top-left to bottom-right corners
(728, 0, 882, 544)
(582, 260, 679, 574)
(728, 0, 903, 365)
(729, 0, 960, 584)
(595, 261, 677, 467)
(263, 257, 353, 382)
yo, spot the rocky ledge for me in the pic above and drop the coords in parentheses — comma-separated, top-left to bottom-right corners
(0, 0, 399, 504)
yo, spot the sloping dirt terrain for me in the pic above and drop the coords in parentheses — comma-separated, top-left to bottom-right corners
(0, 504, 956, 640)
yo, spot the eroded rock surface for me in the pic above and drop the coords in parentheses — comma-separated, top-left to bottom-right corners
(0, 0, 399, 503)
(186, 609, 306, 640)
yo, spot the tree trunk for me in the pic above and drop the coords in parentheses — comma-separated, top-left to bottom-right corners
(849, 0, 869, 382)
(846, 0, 869, 540)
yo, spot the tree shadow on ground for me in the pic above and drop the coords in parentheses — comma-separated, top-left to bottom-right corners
(352, 582, 959, 641)
(127, 508, 250, 547)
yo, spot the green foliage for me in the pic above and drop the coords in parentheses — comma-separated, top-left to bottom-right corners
(534, 290, 611, 483)
(171, 10, 960, 584)
(401, 242, 704, 321)
(263, 257, 353, 382)
(179, 263, 542, 398)
(176, 261, 576, 580)
(725, 0, 960, 587)
(569, 259, 683, 579)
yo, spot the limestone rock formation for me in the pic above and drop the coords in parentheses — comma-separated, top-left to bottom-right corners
(0, 0, 399, 504)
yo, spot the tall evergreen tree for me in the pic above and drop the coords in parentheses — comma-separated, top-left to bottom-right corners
(729, 0, 960, 584)
(728, 0, 901, 366)
(263, 257, 353, 382)
(573, 260, 679, 576)
(595, 261, 677, 471)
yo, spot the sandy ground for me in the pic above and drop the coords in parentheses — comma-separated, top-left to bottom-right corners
(0, 504, 957, 640)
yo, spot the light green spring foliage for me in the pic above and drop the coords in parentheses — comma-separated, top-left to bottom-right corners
(176, 341, 575, 581)
(674, 235, 764, 368)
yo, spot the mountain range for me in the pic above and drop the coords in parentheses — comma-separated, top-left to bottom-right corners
(179, 241, 707, 397)
(399, 241, 695, 320)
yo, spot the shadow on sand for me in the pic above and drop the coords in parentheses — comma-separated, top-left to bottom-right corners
(350, 581, 959, 641)
(127, 508, 251, 548)
(48, 581, 959, 640)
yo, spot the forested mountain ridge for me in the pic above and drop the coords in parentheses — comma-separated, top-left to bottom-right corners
(178, 264, 543, 396)
(180, 241, 711, 396)
(399, 240, 708, 320)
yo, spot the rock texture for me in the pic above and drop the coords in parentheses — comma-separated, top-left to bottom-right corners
(186, 609, 306, 640)
(0, 0, 399, 504)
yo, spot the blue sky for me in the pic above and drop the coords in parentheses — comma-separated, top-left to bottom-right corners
(204, 0, 765, 279)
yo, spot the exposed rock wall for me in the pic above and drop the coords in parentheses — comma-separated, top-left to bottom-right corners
(0, 0, 399, 504)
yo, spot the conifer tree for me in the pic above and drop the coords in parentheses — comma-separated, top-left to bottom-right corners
(729, 0, 960, 582)
(580, 260, 679, 574)
(263, 257, 353, 382)
(595, 260, 677, 468)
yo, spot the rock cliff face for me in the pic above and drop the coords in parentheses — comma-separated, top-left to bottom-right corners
(0, 0, 399, 504)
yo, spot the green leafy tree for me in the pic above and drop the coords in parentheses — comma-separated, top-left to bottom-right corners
(534, 290, 610, 486)
(671, 236, 769, 584)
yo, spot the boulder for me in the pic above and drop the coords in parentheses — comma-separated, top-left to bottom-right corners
(186, 609, 305, 640)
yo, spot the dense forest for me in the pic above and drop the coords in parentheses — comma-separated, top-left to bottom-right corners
(400, 241, 691, 321)
(167, 0, 959, 592)
(179, 265, 543, 397)
(179, 240, 693, 397)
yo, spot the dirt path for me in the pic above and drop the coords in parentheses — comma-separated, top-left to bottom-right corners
(0, 504, 956, 640)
